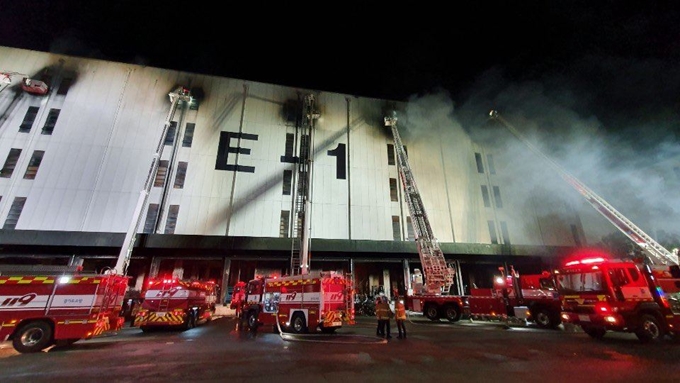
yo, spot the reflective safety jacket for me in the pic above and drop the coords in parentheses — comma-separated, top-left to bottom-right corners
(375, 302, 392, 320)
(395, 302, 407, 320)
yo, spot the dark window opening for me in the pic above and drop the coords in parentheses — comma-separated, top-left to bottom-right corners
(164, 122, 177, 145)
(475, 152, 484, 173)
(57, 77, 73, 96)
(164, 205, 180, 234)
(174, 161, 188, 188)
(493, 186, 503, 208)
(500, 221, 510, 245)
(41, 108, 60, 135)
(154, 160, 169, 187)
(280, 210, 290, 238)
(1, 148, 22, 178)
(406, 216, 415, 240)
(481, 185, 490, 207)
(143, 204, 160, 233)
(392, 216, 401, 241)
(3, 197, 27, 229)
(182, 123, 195, 147)
(283, 170, 292, 195)
(488, 220, 498, 244)
(23, 150, 44, 180)
(389, 178, 398, 202)
(19, 106, 39, 133)
(387, 144, 395, 165)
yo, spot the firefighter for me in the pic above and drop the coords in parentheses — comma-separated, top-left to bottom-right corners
(375, 296, 392, 339)
(394, 296, 407, 339)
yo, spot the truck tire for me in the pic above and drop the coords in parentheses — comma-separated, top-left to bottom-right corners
(532, 308, 558, 329)
(444, 304, 462, 322)
(247, 310, 259, 331)
(424, 304, 440, 321)
(291, 313, 308, 334)
(582, 325, 606, 340)
(13, 321, 53, 353)
(635, 314, 663, 343)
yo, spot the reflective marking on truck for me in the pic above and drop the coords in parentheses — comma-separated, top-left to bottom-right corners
(0, 276, 104, 285)
(145, 289, 190, 298)
(0, 293, 49, 309)
(0, 294, 97, 310)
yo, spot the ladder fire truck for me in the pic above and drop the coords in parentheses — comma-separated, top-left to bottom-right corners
(238, 94, 355, 333)
(0, 71, 49, 95)
(0, 86, 192, 353)
(384, 111, 465, 321)
(386, 111, 562, 326)
(489, 110, 680, 342)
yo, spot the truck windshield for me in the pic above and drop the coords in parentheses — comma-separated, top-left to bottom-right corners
(557, 271, 605, 294)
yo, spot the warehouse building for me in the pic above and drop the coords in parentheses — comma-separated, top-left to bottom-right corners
(0, 47, 595, 301)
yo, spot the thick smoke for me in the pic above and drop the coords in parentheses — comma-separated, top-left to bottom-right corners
(402, 56, 680, 248)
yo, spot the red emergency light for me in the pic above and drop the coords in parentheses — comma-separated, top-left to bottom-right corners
(564, 257, 607, 267)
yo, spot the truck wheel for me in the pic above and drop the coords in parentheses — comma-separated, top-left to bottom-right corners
(424, 304, 440, 321)
(247, 311, 259, 331)
(532, 308, 557, 329)
(635, 314, 663, 343)
(13, 321, 53, 353)
(444, 304, 461, 322)
(582, 325, 606, 340)
(291, 313, 308, 334)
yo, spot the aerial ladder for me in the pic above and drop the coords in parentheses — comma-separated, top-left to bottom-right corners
(290, 94, 319, 275)
(384, 111, 455, 294)
(0, 71, 49, 95)
(489, 110, 679, 266)
(113, 86, 192, 275)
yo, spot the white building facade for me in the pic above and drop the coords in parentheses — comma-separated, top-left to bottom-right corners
(0, 47, 596, 297)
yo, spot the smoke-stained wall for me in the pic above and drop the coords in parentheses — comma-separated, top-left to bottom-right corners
(0, 46, 594, 248)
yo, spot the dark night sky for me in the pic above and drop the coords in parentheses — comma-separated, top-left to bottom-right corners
(2, 1, 680, 239)
(1, 1, 679, 137)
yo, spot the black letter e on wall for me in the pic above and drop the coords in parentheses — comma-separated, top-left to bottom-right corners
(215, 131, 258, 173)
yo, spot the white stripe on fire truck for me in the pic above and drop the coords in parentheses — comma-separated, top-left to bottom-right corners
(0, 294, 96, 310)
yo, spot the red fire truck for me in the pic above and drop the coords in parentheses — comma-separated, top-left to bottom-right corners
(134, 277, 217, 331)
(240, 271, 354, 334)
(0, 265, 128, 353)
(466, 267, 562, 329)
(557, 252, 680, 342)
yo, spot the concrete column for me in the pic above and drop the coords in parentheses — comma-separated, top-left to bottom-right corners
(149, 257, 161, 278)
(383, 269, 391, 300)
(172, 260, 184, 279)
(221, 258, 232, 305)
(402, 259, 411, 296)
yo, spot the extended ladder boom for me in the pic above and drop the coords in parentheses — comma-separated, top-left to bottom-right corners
(489, 110, 679, 266)
(384, 112, 454, 294)
(114, 87, 192, 275)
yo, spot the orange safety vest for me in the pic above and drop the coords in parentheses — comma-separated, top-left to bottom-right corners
(395, 302, 407, 320)
(375, 302, 391, 320)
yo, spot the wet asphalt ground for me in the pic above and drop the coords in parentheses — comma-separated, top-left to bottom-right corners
(1, 313, 680, 383)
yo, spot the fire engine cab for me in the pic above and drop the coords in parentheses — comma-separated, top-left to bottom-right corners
(241, 271, 354, 334)
(556, 252, 680, 342)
